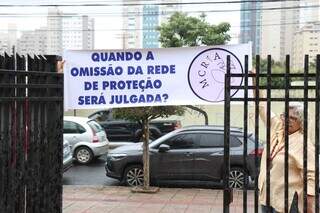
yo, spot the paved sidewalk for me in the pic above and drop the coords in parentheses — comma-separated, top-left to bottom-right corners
(63, 186, 255, 213)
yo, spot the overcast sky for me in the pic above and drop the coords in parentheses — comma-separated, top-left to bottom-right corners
(0, 0, 244, 49)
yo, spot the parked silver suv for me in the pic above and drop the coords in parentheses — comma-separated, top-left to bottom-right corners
(64, 116, 109, 164)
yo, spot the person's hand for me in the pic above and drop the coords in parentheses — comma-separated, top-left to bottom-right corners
(57, 60, 65, 73)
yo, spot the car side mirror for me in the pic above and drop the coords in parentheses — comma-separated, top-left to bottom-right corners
(158, 144, 170, 153)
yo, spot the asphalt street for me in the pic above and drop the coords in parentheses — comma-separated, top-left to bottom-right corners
(63, 154, 120, 186)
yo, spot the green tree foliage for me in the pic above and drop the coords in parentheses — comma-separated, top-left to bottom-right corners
(254, 57, 319, 87)
(158, 12, 231, 47)
(253, 58, 286, 87)
(309, 57, 318, 74)
(157, 12, 231, 124)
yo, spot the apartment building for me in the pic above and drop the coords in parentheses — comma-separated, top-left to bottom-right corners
(292, 23, 320, 70)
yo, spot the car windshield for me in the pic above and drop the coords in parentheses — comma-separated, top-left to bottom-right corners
(87, 120, 104, 132)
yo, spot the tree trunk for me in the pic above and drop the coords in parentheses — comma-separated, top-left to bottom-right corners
(142, 118, 150, 189)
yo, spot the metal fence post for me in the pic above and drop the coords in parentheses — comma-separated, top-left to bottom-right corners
(223, 55, 232, 213)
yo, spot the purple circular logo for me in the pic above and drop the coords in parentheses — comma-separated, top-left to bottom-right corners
(188, 48, 243, 102)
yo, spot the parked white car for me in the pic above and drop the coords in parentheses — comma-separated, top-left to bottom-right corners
(63, 116, 109, 164)
(63, 139, 73, 172)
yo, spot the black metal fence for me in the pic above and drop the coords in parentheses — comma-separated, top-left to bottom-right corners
(224, 55, 320, 213)
(0, 53, 63, 213)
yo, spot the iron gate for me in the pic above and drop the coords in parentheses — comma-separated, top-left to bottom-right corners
(0, 53, 63, 213)
(224, 55, 320, 213)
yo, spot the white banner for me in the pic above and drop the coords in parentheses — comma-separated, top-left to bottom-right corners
(64, 43, 252, 110)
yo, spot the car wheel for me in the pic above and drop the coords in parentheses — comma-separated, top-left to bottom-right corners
(123, 165, 144, 187)
(75, 146, 93, 164)
(229, 167, 248, 189)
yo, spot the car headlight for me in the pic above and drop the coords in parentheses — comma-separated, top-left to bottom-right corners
(109, 153, 127, 160)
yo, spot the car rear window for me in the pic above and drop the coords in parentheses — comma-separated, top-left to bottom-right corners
(199, 133, 241, 148)
(230, 136, 242, 147)
(200, 134, 224, 148)
(87, 120, 104, 133)
(248, 134, 264, 146)
(64, 121, 86, 134)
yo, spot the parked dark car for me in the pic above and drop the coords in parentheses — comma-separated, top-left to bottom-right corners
(105, 125, 263, 188)
(88, 109, 181, 143)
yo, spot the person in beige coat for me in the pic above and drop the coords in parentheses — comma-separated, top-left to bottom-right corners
(251, 70, 315, 213)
